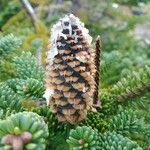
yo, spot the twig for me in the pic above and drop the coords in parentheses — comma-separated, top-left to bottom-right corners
(20, 0, 38, 27)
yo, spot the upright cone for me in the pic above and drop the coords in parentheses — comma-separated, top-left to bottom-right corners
(45, 14, 99, 124)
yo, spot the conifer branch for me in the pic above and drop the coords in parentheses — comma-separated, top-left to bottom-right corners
(109, 106, 150, 141)
(0, 34, 21, 57)
(13, 52, 45, 81)
(0, 83, 23, 112)
(111, 66, 150, 101)
(67, 126, 142, 149)
(0, 112, 48, 150)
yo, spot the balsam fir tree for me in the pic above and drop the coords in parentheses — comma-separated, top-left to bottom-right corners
(0, 14, 149, 150)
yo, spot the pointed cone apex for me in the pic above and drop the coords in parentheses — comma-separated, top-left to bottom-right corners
(45, 14, 100, 124)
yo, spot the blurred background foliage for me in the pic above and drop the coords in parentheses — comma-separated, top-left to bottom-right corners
(0, 0, 149, 86)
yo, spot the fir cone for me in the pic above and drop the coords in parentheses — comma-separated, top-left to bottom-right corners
(44, 14, 99, 124)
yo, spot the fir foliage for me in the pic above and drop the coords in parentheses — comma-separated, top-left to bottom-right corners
(81, 111, 108, 132)
(111, 66, 150, 101)
(0, 34, 22, 57)
(0, 112, 48, 150)
(67, 126, 101, 150)
(15, 78, 45, 99)
(99, 131, 142, 150)
(0, 1, 150, 148)
(0, 83, 23, 112)
(0, 34, 22, 81)
(0, 31, 149, 150)
(13, 52, 45, 81)
(33, 106, 71, 150)
(109, 106, 150, 141)
(67, 126, 142, 150)
(33, 106, 68, 137)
